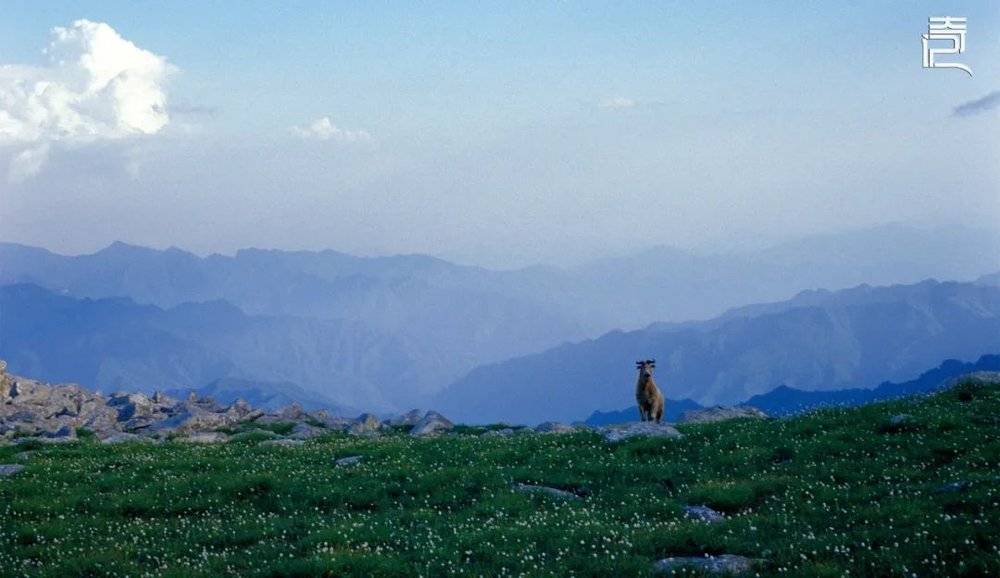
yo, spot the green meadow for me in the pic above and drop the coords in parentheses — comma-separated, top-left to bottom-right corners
(1, 382, 997, 577)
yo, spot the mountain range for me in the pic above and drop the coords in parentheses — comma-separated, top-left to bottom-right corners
(1, 223, 998, 415)
(583, 354, 1000, 425)
(435, 279, 1000, 424)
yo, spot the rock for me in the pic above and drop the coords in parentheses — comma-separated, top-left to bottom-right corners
(276, 403, 306, 421)
(387, 409, 424, 427)
(410, 411, 454, 437)
(286, 422, 326, 440)
(177, 432, 229, 444)
(335, 455, 364, 466)
(43, 425, 76, 439)
(0, 464, 26, 477)
(309, 410, 352, 430)
(679, 406, 768, 424)
(653, 554, 755, 575)
(348, 413, 382, 436)
(889, 414, 912, 426)
(100, 433, 148, 445)
(512, 483, 580, 500)
(14, 451, 34, 461)
(482, 428, 517, 438)
(259, 439, 305, 448)
(534, 422, 576, 434)
(229, 429, 281, 443)
(934, 480, 972, 494)
(600, 422, 683, 443)
(683, 505, 725, 523)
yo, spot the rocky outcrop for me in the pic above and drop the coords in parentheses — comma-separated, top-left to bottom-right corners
(348, 413, 383, 436)
(683, 505, 725, 523)
(410, 411, 454, 437)
(0, 464, 26, 477)
(512, 483, 581, 500)
(653, 554, 755, 574)
(0, 361, 463, 446)
(679, 405, 768, 424)
(534, 422, 576, 434)
(599, 422, 683, 443)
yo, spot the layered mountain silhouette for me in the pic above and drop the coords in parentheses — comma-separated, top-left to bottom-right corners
(435, 279, 1000, 424)
(0, 284, 416, 410)
(1, 224, 998, 416)
(584, 354, 1000, 424)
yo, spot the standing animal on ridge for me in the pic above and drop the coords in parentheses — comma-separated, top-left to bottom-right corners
(635, 359, 665, 423)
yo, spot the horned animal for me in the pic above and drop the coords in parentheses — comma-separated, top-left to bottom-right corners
(635, 359, 665, 423)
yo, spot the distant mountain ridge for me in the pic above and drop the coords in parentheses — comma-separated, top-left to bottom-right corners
(436, 278, 1000, 424)
(584, 354, 1000, 424)
(2, 224, 998, 412)
(0, 284, 419, 410)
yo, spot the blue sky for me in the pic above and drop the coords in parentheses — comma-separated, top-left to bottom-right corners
(1, 2, 997, 266)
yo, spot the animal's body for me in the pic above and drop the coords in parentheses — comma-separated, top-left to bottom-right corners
(635, 359, 665, 423)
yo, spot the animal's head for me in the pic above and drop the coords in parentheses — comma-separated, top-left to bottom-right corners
(635, 359, 656, 380)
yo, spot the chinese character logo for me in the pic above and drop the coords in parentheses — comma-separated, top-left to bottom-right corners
(922, 17, 971, 76)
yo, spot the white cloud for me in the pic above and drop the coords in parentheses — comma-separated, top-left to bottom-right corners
(600, 97, 638, 110)
(0, 19, 174, 181)
(7, 143, 50, 183)
(292, 116, 371, 142)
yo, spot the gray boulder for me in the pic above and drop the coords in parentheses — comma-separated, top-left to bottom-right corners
(100, 432, 148, 445)
(287, 422, 326, 440)
(512, 483, 580, 500)
(653, 554, 754, 574)
(259, 438, 305, 448)
(683, 505, 725, 523)
(348, 413, 382, 436)
(0, 464, 26, 477)
(600, 422, 683, 443)
(177, 432, 229, 444)
(410, 411, 454, 437)
(335, 455, 364, 466)
(387, 409, 425, 427)
(680, 406, 768, 424)
(534, 421, 576, 434)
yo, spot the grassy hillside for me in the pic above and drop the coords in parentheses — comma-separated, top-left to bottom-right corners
(1, 382, 997, 577)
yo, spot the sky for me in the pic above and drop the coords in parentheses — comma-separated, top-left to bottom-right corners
(0, 1, 998, 268)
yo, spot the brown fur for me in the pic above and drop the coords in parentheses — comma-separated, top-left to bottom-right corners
(635, 360, 665, 423)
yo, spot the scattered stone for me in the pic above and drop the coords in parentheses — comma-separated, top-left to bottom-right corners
(387, 409, 424, 427)
(482, 428, 517, 438)
(934, 480, 972, 494)
(177, 432, 229, 444)
(287, 422, 326, 440)
(228, 429, 282, 443)
(348, 413, 383, 436)
(600, 422, 683, 443)
(100, 433, 147, 444)
(43, 425, 76, 439)
(534, 421, 576, 434)
(680, 406, 768, 424)
(889, 414, 912, 426)
(0, 464, 26, 477)
(259, 439, 305, 448)
(653, 554, 755, 575)
(512, 483, 581, 500)
(335, 455, 364, 466)
(683, 505, 725, 523)
(14, 451, 34, 461)
(410, 411, 453, 437)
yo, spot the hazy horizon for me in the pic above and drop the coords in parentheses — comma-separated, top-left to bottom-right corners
(2, 2, 998, 268)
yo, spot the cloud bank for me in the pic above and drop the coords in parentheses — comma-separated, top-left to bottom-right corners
(0, 20, 173, 181)
(600, 97, 638, 110)
(952, 91, 1000, 117)
(292, 116, 371, 142)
